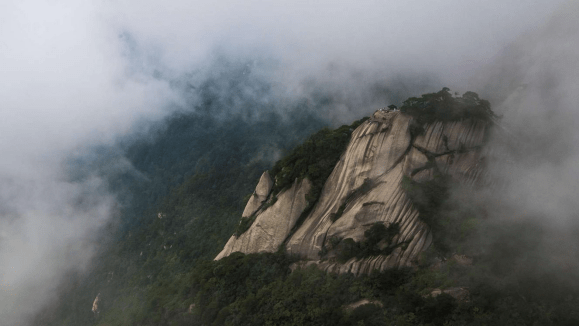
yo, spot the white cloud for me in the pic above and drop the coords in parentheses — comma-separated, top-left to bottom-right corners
(0, 0, 572, 324)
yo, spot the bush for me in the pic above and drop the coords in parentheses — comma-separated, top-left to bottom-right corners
(330, 178, 375, 222)
(333, 222, 402, 262)
(269, 121, 365, 198)
(401, 88, 497, 127)
(266, 117, 368, 235)
(235, 216, 254, 237)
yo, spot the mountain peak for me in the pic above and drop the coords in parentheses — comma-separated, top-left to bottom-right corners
(216, 103, 491, 274)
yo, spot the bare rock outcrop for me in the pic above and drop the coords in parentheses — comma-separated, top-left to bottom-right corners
(430, 287, 470, 302)
(345, 299, 384, 310)
(215, 177, 311, 259)
(242, 171, 273, 218)
(216, 110, 489, 274)
(92, 293, 100, 316)
(285, 110, 488, 274)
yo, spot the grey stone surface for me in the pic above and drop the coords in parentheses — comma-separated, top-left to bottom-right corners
(216, 110, 489, 274)
(215, 177, 311, 260)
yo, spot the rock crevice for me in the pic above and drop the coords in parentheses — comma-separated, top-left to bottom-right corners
(215, 177, 311, 260)
(216, 110, 489, 275)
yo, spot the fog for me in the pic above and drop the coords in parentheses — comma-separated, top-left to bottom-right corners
(469, 1, 579, 227)
(0, 0, 573, 324)
(465, 1, 579, 285)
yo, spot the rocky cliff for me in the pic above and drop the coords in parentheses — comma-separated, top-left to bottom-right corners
(216, 109, 489, 275)
(215, 173, 311, 260)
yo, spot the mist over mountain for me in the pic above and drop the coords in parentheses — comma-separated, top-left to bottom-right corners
(1, 0, 577, 325)
(473, 0, 579, 257)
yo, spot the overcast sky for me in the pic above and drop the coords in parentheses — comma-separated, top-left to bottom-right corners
(0, 0, 572, 324)
(0, 0, 568, 166)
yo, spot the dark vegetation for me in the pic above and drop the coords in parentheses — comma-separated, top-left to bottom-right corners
(265, 117, 368, 236)
(33, 61, 328, 326)
(35, 84, 579, 326)
(399, 89, 500, 254)
(330, 178, 377, 222)
(234, 214, 255, 237)
(270, 117, 368, 198)
(401, 87, 498, 126)
(323, 222, 403, 263)
(330, 202, 347, 222)
(401, 175, 454, 253)
(76, 248, 579, 326)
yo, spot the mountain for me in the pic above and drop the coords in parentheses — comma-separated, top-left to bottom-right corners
(216, 89, 491, 275)
(35, 86, 579, 326)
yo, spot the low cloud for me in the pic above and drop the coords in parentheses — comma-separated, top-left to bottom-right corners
(0, 0, 572, 324)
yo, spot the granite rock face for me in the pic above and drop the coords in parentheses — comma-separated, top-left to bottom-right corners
(215, 177, 311, 260)
(242, 171, 273, 218)
(92, 293, 101, 316)
(216, 110, 489, 274)
(286, 110, 488, 274)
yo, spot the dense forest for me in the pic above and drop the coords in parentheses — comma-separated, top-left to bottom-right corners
(34, 82, 579, 325)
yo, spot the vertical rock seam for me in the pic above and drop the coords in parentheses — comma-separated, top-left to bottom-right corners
(215, 176, 311, 260)
(215, 110, 488, 276)
(286, 110, 488, 275)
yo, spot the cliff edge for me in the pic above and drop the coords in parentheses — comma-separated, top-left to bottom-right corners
(216, 93, 491, 275)
(286, 110, 487, 274)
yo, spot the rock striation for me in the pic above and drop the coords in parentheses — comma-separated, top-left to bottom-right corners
(92, 293, 100, 316)
(216, 110, 489, 274)
(242, 171, 274, 218)
(215, 176, 311, 260)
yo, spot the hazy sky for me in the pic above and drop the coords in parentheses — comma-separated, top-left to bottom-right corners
(0, 1, 568, 166)
(0, 0, 572, 324)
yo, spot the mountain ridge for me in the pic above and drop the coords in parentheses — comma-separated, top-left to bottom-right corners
(216, 94, 491, 274)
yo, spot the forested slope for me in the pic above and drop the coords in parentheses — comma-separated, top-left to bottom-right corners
(35, 88, 579, 326)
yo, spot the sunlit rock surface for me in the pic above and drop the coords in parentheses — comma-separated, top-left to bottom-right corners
(215, 177, 311, 259)
(217, 110, 489, 274)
